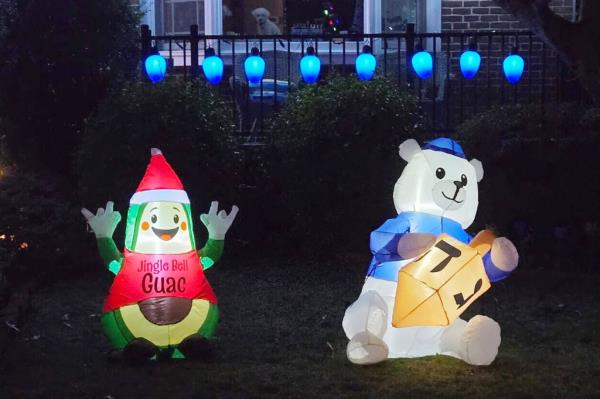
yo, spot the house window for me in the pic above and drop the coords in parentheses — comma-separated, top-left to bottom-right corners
(382, 0, 417, 32)
(139, 0, 440, 36)
(160, 0, 205, 35)
(362, 0, 435, 35)
(221, 0, 359, 35)
(222, 0, 285, 35)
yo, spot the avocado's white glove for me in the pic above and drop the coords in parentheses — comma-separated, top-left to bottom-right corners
(200, 201, 239, 240)
(81, 201, 122, 238)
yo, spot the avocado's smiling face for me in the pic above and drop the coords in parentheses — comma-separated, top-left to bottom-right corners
(133, 201, 193, 254)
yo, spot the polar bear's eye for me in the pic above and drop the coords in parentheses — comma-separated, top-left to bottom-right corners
(151, 215, 157, 224)
(461, 174, 468, 186)
(436, 167, 445, 179)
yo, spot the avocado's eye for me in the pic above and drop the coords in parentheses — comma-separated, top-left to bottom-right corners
(174, 214, 179, 224)
(436, 167, 446, 179)
(461, 174, 468, 186)
(151, 215, 157, 224)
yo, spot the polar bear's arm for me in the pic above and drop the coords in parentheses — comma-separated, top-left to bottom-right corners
(370, 216, 411, 262)
(482, 253, 511, 282)
(465, 233, 513, 282)
(481, 238, 519, 282)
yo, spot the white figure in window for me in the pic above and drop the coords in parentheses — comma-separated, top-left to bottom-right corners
(251, 7, 282, 35)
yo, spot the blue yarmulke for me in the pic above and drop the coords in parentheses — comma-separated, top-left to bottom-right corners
(422, 137, 466, 159)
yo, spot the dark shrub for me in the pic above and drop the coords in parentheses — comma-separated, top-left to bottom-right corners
(0, 0, 140, 174)
(0, 170, 87, 295)
(0, 117, 13, 164)
(457, 103, 600, 272)
(580, 107, 600, 131)
(77, 79, 234, 245)
(457, 102, 589, 160)
(269, 75, 424, 253)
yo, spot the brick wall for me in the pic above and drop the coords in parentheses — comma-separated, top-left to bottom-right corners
(441, 0, 576, 32)
(431, 0, 579, 127)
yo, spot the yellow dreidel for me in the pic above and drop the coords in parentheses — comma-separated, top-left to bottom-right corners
(392, 230, 495, 328)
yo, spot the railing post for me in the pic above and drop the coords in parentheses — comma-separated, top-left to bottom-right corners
(190, 24, 199, 79)
(141, 24, 151, 61)
(405, 23, 415, 88)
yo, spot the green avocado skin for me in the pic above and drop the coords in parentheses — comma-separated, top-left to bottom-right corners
(101, 303, 220, 352)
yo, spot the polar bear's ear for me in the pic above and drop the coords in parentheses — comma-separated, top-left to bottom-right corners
(399, 139, 421, 162)
(470, 159, 484, 182)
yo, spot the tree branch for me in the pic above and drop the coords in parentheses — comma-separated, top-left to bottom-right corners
(493, 0, 576, 62)
(580, 0, 600, 22)
(495, 0, 600, 103)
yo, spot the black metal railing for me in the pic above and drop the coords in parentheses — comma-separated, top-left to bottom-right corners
(140, 24, 584, 140)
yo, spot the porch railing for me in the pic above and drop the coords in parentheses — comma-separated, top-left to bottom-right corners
(140, 24, 584, 140)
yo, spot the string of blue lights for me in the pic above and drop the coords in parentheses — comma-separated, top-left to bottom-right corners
(144, 45, 525, 86)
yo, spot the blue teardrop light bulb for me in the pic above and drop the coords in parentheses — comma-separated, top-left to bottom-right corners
(244, 49, 266, 86)
(460, 50, 481, 80)
(503, 53, 525, 84)
(202, 50, 224, 85)
(355, 52, 377, 81)
(145, 54, 167, 84)
(412, 50, 433, 80)
(300, 49, 321, 84)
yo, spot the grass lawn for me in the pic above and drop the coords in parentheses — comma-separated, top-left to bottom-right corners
(1, 254, 599, 398)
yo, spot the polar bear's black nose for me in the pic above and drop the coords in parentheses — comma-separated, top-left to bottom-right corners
(454, 180, 465, 189)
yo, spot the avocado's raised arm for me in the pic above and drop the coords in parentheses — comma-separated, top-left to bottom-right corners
(82, 201, 123, 274)
(197, 201, 238, 270)
(198, 239, 224, 271)
(96, 237, 123, 274)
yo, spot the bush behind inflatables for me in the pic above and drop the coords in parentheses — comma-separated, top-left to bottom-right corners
(0, 171, 86, 285)
(0, 0, 140, 174)
(269, 75, 425, 252)
(76, 79, 235, 245)
(457, 103, 600, 271)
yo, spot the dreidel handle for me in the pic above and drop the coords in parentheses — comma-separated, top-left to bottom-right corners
(468, 230, 496, 256)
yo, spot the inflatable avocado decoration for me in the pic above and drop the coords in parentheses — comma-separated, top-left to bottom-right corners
(82, 148, 238, 361)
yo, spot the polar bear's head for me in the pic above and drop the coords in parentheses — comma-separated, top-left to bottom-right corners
(393, 138, 484, 229)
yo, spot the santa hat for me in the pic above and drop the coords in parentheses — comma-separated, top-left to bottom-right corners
(422, 137, 466, 159)
(129, 148, 190, 205)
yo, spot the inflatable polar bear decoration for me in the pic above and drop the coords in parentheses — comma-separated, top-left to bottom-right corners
(342, 137, 519, 366)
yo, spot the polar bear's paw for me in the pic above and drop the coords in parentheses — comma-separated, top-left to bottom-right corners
(366, 308, 387, 337)
(491, 237, 519, 272)
(347, 332, 389, 365)
(461, 315, 501, 366)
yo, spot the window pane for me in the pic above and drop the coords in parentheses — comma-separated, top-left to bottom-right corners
(286, 1, 359, 34)
(223, 0, 284, 35)
(382, 0, 417, 32)
(173, 2, 197, 33)
(222, 0, 360, 35)
(164, 1, 172, 33)
(162, 0, 204, 34)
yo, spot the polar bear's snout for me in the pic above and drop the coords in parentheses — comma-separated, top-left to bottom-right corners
(446, 179, 467, 200)
(433, 179, 467, 210)
(453, 180, 466, 190)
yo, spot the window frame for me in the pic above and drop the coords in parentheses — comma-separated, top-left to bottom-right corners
(162, 0, 205, 35)
(141, 0, 440, 36)
(138, 0, 442, 66)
